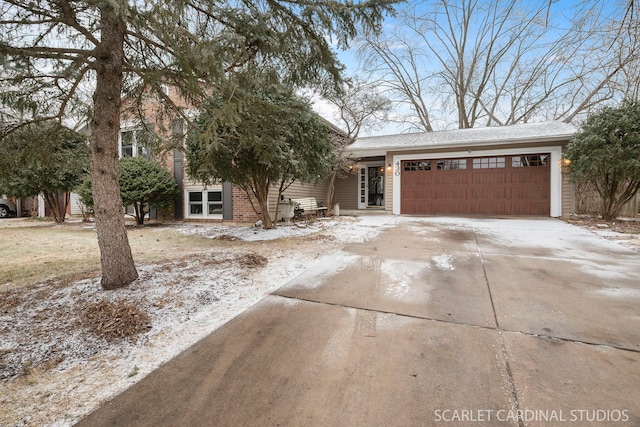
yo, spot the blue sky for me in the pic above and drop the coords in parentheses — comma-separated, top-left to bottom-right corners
(314, 0, 625, 137)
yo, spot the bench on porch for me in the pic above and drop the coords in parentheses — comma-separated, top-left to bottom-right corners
(291, 197, 327, 217)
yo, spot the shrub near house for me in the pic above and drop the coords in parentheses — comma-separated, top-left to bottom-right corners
(78, 157, 178, 225)
(566, 100, 640, 220)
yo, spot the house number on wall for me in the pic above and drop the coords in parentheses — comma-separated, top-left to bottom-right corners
(394, 161, 401, 176)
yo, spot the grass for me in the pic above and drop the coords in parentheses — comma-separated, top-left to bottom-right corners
(0, 220, 226, 290)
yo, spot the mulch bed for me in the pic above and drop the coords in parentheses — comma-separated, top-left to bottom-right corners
(566, 215, 640, 234)
(76, 300, 151, 342)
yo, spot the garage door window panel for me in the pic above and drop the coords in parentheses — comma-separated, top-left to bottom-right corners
(512, 154, 548, 167)
(404, 161, 431, 171)
(437, 159, 467, 170)
(473, 157, 505, 169)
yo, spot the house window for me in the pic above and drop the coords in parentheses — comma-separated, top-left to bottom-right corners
(473, 157, 505, 169)
(119, 127, 154, 158)
(208, 191, 223, 215)
(121, 131, 134, 157)
(512, 154, 548, 167)
(187, 189, 223, 218)
(189, 192, 203, 215)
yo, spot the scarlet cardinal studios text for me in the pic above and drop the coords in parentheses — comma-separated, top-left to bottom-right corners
(433, 408, 629, 423)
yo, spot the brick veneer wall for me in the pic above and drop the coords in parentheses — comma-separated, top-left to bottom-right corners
(232, 186, 261, 222)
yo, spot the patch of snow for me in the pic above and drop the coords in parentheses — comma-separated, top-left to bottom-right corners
(278, 251, 361, 292)
(176, 217, 378, 242)
(432, 254, 455, 270)
(380, 259, 426, 299)
(593, 288, 640, 299)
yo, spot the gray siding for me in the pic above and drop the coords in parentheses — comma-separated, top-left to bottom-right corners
(562, 173, 573, 218)
(334, 172, 358, 210)
(269, 179, 330, 215)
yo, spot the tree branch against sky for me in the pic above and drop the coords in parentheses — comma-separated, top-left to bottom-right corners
(0, 0, 397, 289)
(355, 0, 640, 131)
(322, 76, 392, 212)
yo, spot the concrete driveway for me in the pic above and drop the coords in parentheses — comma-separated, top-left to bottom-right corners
(77, 217, 640, 426)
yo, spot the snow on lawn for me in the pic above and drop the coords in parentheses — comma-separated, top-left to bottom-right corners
(176, 215, 394, 243)
(0, 216, 385, 427)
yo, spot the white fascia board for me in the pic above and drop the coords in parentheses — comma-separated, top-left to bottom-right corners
(348, 135, 572, 156)
(391, 145, 564, 217)
(348, 149, 388, 158)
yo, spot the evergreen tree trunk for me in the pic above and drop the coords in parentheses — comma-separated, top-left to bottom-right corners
(90, 8, 138, 290)
(135, 202, 145, 225)
(43, 191, 64, 223)
(62, 192, 70, 221)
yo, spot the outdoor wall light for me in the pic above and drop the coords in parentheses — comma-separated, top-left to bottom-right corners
(387, 162, 392, 172)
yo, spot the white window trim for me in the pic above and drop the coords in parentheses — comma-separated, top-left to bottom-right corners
(118, 122, 153, 158)
(392, 146, 564, 217)
(356, 162, 385, 209)
(184, 187, 224, 219)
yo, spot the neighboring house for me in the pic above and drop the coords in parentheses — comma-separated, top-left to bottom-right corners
(334, 121, 577, 218)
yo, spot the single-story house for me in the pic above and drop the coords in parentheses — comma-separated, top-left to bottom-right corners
(333, 121, 577, 218)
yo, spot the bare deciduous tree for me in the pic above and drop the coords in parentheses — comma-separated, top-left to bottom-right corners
(322, 77, 392, 212)
(357, 0, 640, 131)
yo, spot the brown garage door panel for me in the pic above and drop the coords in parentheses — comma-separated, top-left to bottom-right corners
(436, 173, 468, 185)
(510, 201, 549, 215)
(473, 185, 508, 198)
(471, 202, 507, 215)
(511, 186, 548, 199)
(472, 172, 506, 184)
(511, 170, 547, 183)
(401, 155, 550, 215)
(435, 187, 467, 199)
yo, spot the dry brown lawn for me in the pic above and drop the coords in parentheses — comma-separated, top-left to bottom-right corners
(0, 219, 231, 290)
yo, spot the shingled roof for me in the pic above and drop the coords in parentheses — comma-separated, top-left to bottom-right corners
(346, 121, 577, 157)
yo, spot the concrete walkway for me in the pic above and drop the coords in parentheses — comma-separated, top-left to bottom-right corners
(76, 217, 640, 426)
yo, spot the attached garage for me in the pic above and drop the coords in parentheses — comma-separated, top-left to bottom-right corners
(401, 154, 550, 215)
(341, 121, 577, 218)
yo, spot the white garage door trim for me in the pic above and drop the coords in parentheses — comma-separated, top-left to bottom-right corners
(392, 146, 563, 217)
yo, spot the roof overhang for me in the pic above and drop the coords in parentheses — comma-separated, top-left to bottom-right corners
(345, 121, 576, 158)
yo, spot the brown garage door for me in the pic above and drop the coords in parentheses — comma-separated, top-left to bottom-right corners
(401, 154, 550, 215)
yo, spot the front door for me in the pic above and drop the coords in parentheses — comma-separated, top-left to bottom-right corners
(358, 164, 385, 209)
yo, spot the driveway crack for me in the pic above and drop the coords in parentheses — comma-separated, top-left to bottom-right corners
(474, 229, 525, 427)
